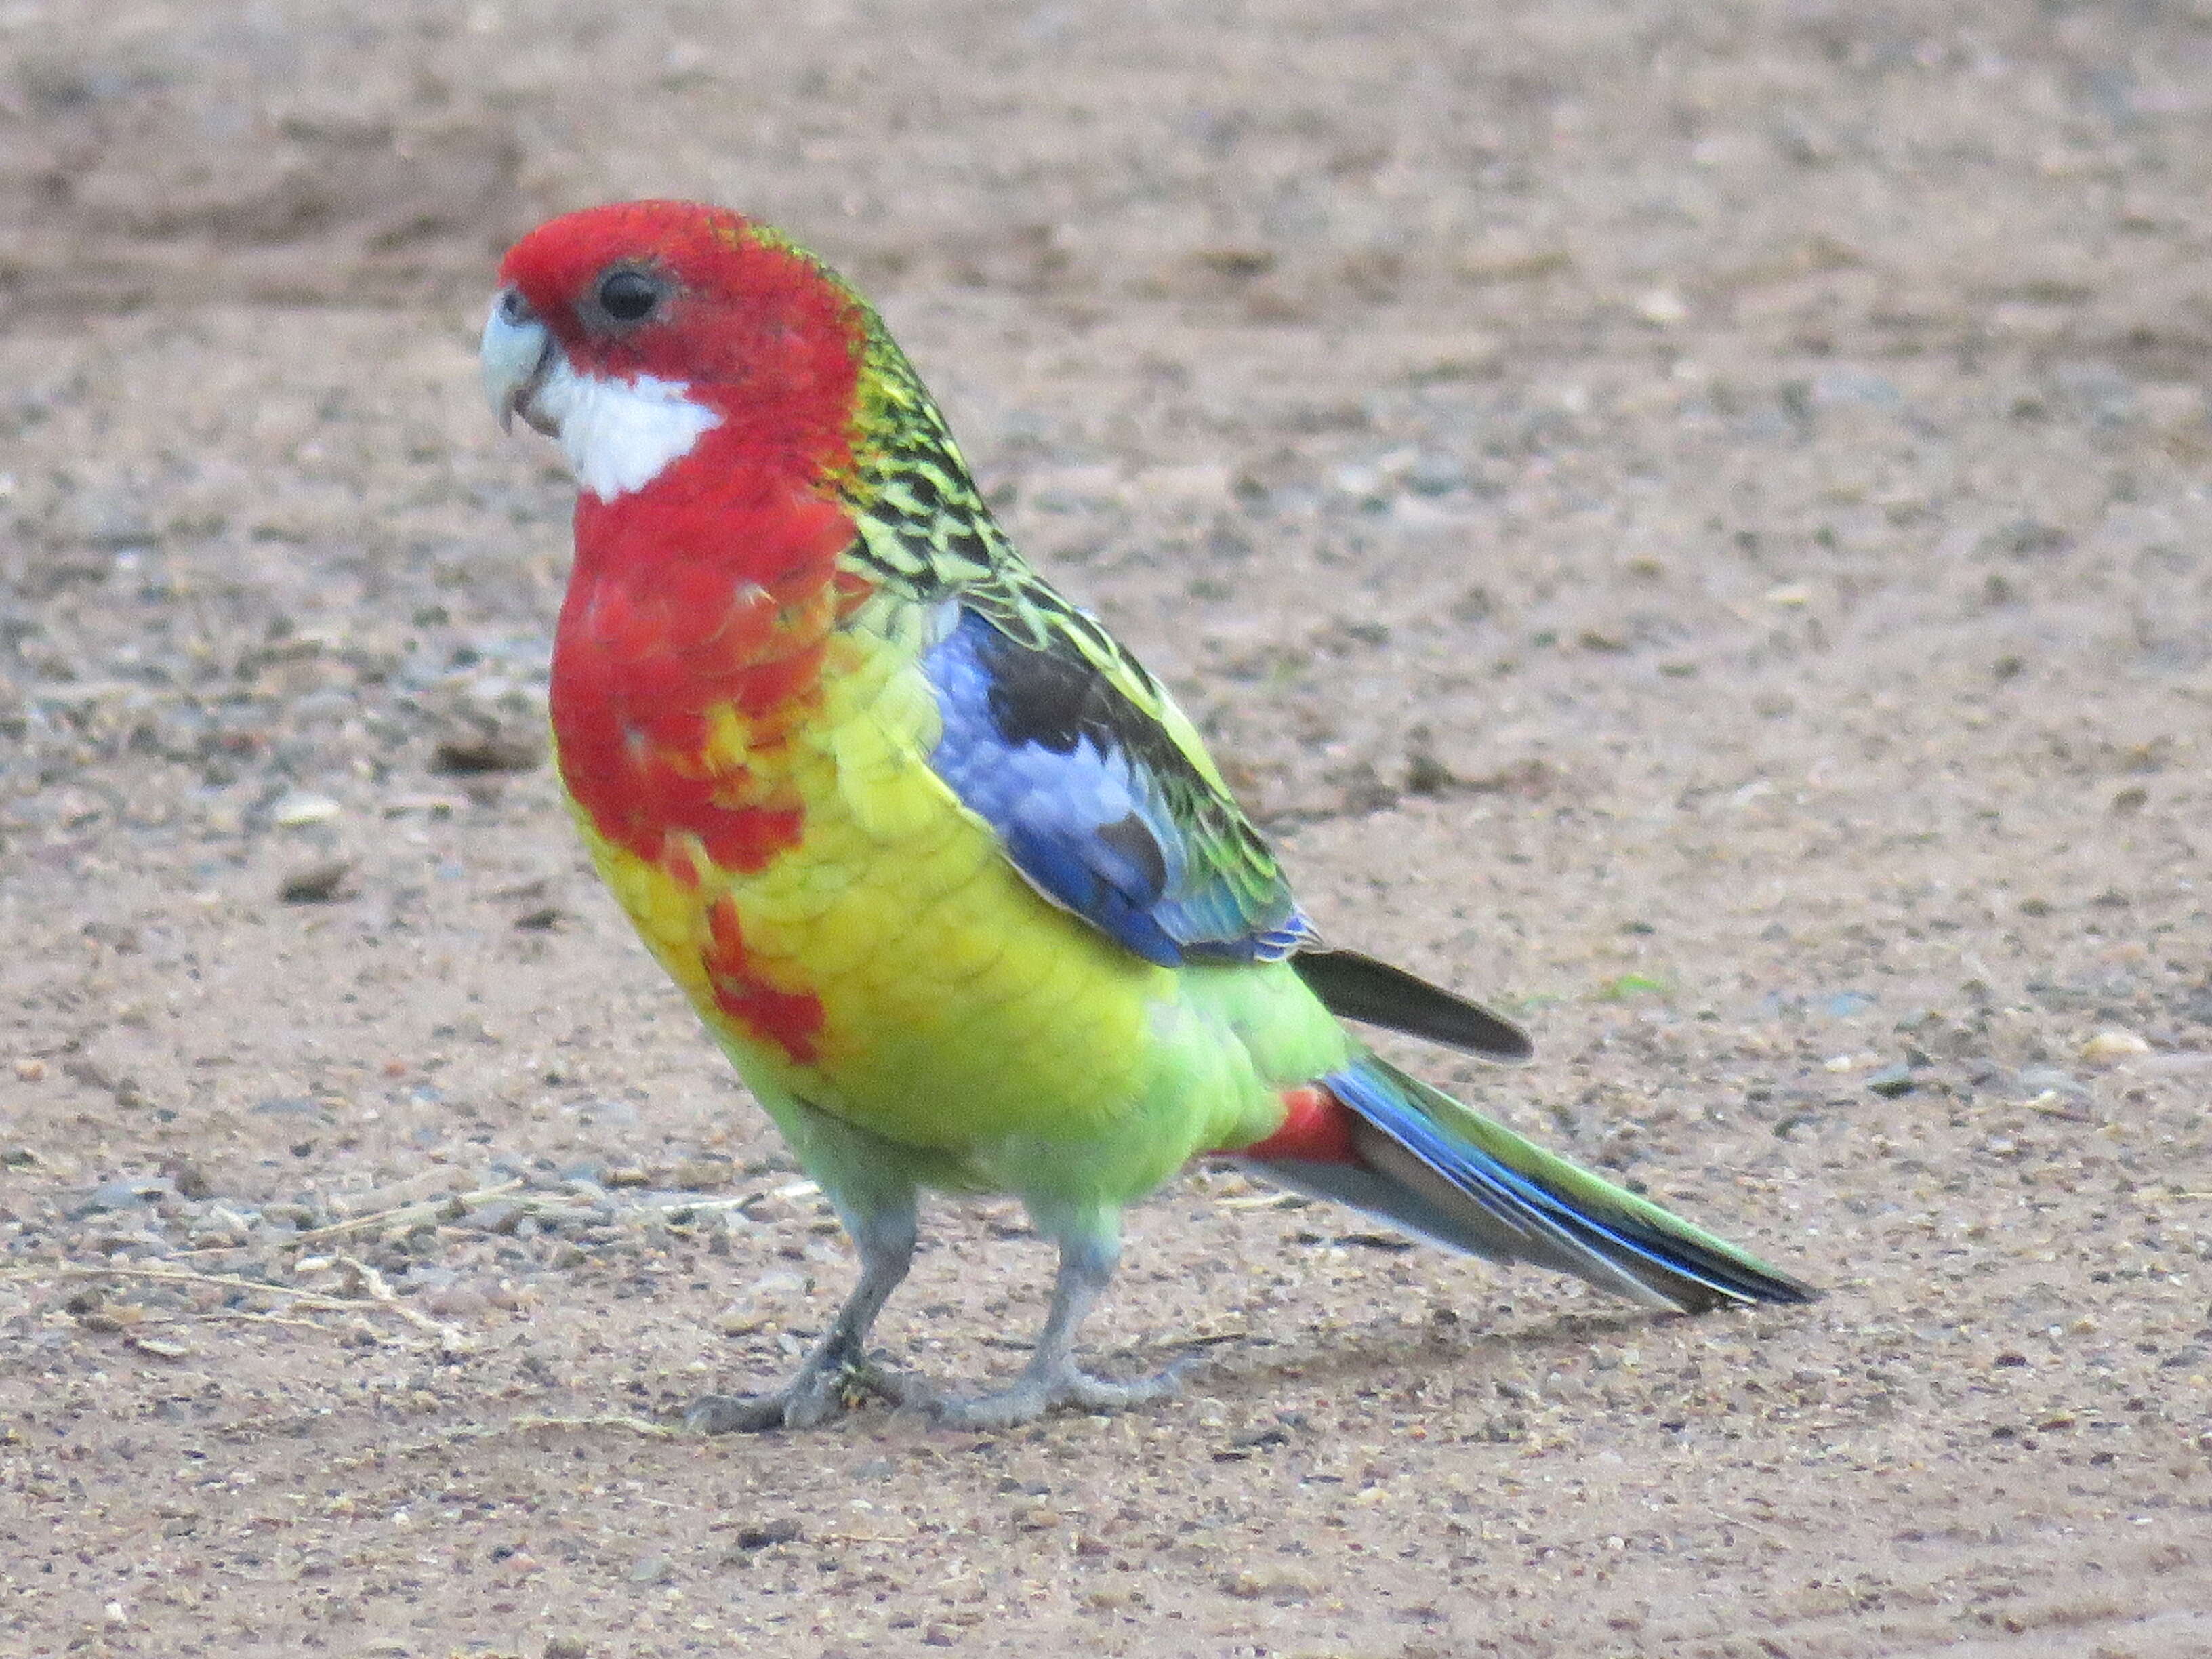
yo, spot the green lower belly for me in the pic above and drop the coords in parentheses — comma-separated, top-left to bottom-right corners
(591, 806, 1290, 1202)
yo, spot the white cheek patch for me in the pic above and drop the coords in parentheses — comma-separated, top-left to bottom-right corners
(528, 357, 721, 500)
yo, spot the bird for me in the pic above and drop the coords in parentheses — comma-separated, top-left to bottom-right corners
(478, 199, 1814, 1431)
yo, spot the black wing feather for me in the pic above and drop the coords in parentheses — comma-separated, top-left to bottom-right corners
(1292, 948, 1532, 1061)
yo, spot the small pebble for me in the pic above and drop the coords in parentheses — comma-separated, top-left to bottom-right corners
(69, 1178, 171, 1219)
(160, 1157, 213, 1200)
(732, 1519, 802, 1549)
(464, 1200, 522, 1234)
(2080, 1029, 2150, 1064)
(270, 792, 342, 828)
(279, 859, 354, 904)
(2015, 1067, 2088, 1098)
(424, 1284, 490, 1319)
(670, 1156, 737, 1190)
(1404, 451, 1466, 495)
(251, 1097, 322, 1118)
(432, 731, 546, 774)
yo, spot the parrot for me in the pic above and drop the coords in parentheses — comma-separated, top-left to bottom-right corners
(478, 199, 1814, 1432)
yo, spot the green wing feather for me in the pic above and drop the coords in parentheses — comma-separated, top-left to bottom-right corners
(834, 313, 1307, 960)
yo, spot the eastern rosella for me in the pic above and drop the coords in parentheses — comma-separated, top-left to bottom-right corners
(479, 201, 1813, 1431)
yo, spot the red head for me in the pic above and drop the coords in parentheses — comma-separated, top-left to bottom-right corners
(489, 205, 871, 901)
(483, 200, 870, 501)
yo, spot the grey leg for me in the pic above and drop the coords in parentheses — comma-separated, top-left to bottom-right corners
(934, 1222, 1189, 1429)
(687, 1195, 918, 1433)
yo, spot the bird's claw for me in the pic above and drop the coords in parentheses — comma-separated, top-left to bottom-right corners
(684, 1359, 909, 1434)
(684, 1389, 800, 1435)
(930, 1353, 1195, 1430)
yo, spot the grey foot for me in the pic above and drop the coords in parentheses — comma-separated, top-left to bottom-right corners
(685, 1359, 907, 1434)
(932, 1355, 1192, 1430)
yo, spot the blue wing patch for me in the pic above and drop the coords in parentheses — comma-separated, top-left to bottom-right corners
(922, 607, 1313, 967)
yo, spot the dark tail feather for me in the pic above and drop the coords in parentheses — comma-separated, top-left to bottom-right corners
(1292, 948, 1532, 1062)
(1246, 1054, 1816, 1313)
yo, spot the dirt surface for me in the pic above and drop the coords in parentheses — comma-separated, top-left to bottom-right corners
(4, 2, 2211, 1655)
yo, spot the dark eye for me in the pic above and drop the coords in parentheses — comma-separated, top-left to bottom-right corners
(596, 270, 660, 322)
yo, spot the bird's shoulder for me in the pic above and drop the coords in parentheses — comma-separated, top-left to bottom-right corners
(830, 335, 1309, 967)
(834, 328, 1211, 774)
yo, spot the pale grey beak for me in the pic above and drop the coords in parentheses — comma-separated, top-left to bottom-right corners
(480, 287, 555, 434)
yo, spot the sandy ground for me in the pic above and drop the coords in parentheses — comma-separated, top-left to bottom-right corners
(4, 1, 2211, 1655)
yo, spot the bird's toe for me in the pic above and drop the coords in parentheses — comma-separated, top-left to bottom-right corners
(684, 1391, 796, 1435)
(934, 1358, 1188, 1429)
(687, 1359, 914, 1434)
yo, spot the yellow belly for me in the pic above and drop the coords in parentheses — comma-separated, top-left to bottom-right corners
(569, 630, 1168, 1155)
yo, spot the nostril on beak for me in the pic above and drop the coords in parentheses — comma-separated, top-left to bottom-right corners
(481, 289, 555, 434)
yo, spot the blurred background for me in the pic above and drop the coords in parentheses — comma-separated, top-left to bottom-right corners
(4, 4, 2211, 1657)
(11, 0, 2211, 344)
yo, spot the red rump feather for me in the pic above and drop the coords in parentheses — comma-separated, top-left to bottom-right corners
(1238, 1084, 1360, 1164)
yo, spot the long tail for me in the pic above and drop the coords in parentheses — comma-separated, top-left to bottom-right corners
(1244, 1054, 1816, 1313)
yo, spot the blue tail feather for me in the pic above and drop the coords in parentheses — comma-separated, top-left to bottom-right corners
(1258, 1057, 1816, 1314)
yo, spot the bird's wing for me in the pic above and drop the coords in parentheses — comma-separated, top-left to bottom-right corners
(829, 340, 1309, 966)
(918, 602, 1313, 966)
